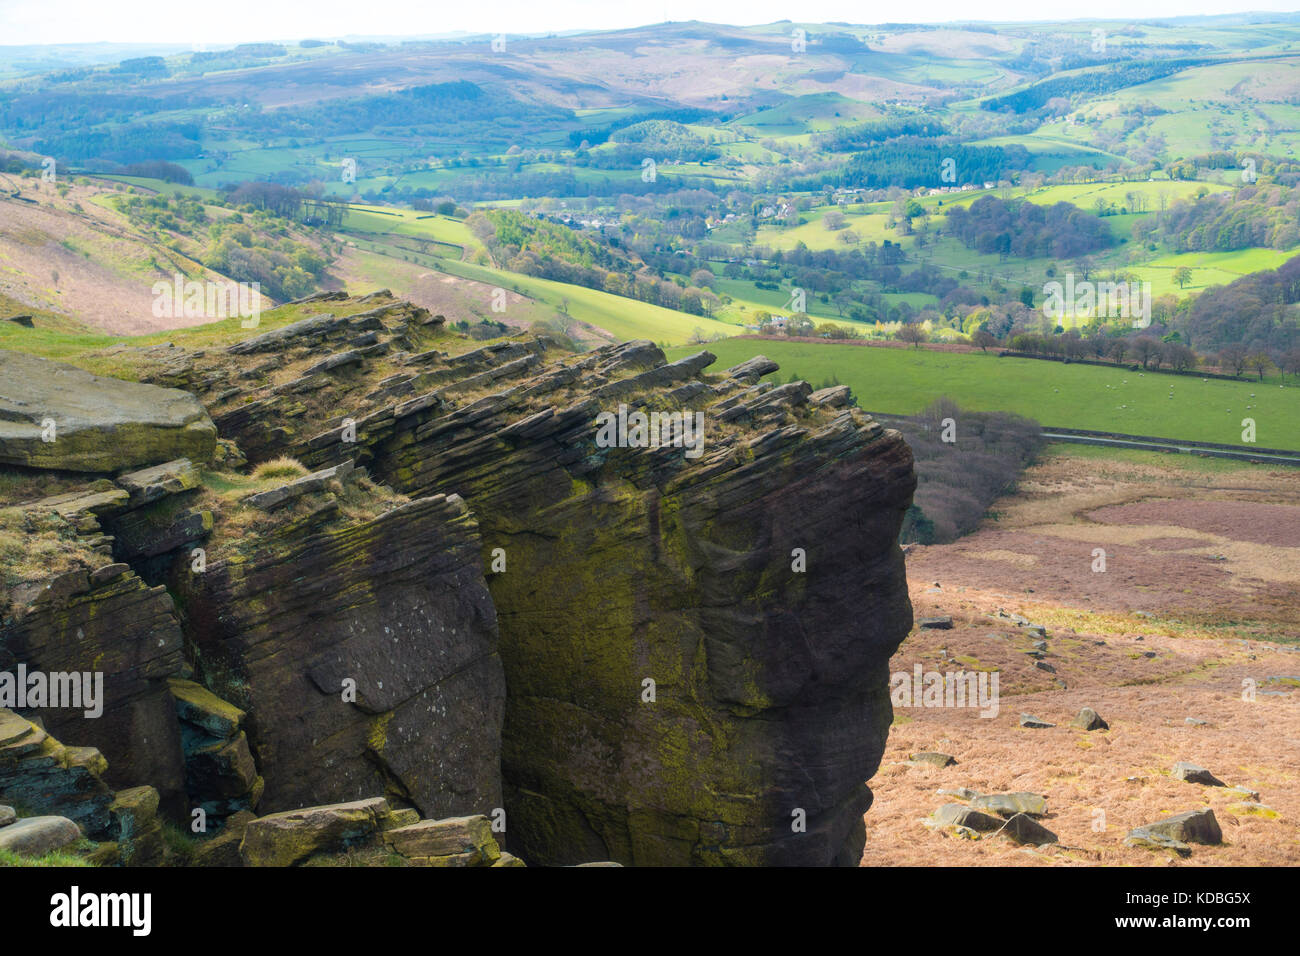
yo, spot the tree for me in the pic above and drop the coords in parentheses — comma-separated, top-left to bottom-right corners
(786, 313, 815, 337)
(1244, 352, 1275, 381)
(1132, 337, 1161, 369)
(1086, 330, 1109, 359)
(896, 323, 928, 349)
(1217, 344, 1247, 377)
(972, 329, 998, 352)
(1163, 342, 1197, 371)
(1107, 338, 1129, 364)
(1282, 349, 1300, 380)
(1173, 266, 1193, 289)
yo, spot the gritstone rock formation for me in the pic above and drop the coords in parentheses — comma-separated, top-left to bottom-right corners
(0, 292, 915, 866)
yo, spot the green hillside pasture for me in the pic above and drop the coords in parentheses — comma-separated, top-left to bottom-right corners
(664, 338, 1300, 448)
(425, 257, 737, 346)
(89, 175, 219, 200)
(727, 93, 885, 135)
(340, 206, 477, 252)
(756, 205, 909, 252)
(710, 278, 845, 323)
(1131, 246, 1300, 298)
(962, 134, 1119, 174)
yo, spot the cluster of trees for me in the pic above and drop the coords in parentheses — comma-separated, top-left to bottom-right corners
(201, 216, 328, 302)
(567, 108, 717, 149)
(118, 160, 194, 184)
(1007, 330, 1198, 370)
(808, 142, 1028, 191)
(945, 195, 1114, 260)
(222, 81, 571, 149)
(1135, 184, 1300, 253)
(814, 118, 949, 152)
(472, 209, 717, 316)
(113, 189, 330, 302)
(36, 121, 202, 163)
(1212, 344, 1300, 380)
(1179, 253, 1300, 356)
(980, 57, 1208, 113)
(223, 181, 306, 218)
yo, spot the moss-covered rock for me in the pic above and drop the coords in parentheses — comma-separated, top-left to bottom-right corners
(0, 350, 216, 472)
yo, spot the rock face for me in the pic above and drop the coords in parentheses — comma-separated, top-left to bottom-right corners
(175, 304, 915, 866)
(167, 679, 263, 827)
(351, 344, 913, 866)
(0, 350, 216, 471)
(176, 492, 505, 820)
(0, 546, 189, 812)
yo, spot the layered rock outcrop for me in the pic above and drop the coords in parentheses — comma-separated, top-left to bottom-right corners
(144, 293, 916, 866)
(2, 292, 915, 866)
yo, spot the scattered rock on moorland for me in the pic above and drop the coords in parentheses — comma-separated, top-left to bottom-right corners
(1020, 713, 1054, 729)
(1071, 708, 1109, 731)
(1126, 808, 1222, 855)
(1172, 761, 1225, 786)
(918, 616, 953, 630)
(971, 792, 1048, 818)
(999, 812, 1058, 846)
(908, 751, 956, 768)
(929, 804, 1003, 833)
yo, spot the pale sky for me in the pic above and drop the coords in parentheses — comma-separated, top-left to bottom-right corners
(0, 0, 1296, 47)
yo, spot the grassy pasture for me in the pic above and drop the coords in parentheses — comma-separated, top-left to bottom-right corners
(665, 337, 1300, 447)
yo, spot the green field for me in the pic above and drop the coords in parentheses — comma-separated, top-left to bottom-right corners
(665, 338, 1300, 448)
(418, 255, 737, 346)
(340, 205, 477, 252)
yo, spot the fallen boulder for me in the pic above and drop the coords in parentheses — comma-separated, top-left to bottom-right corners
(1172, 761, 1225, 786)
(970, 792, 1048, 818)
(999, 812, 1057, 846)
(239, 797, 389, 867)
(1019, 713, 1054, 729)
(1126, 808, 1222, 853)
(1071, 708, 1109, 731)
(0, 815, 82, 856)
(929, 803, 1003, 833)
